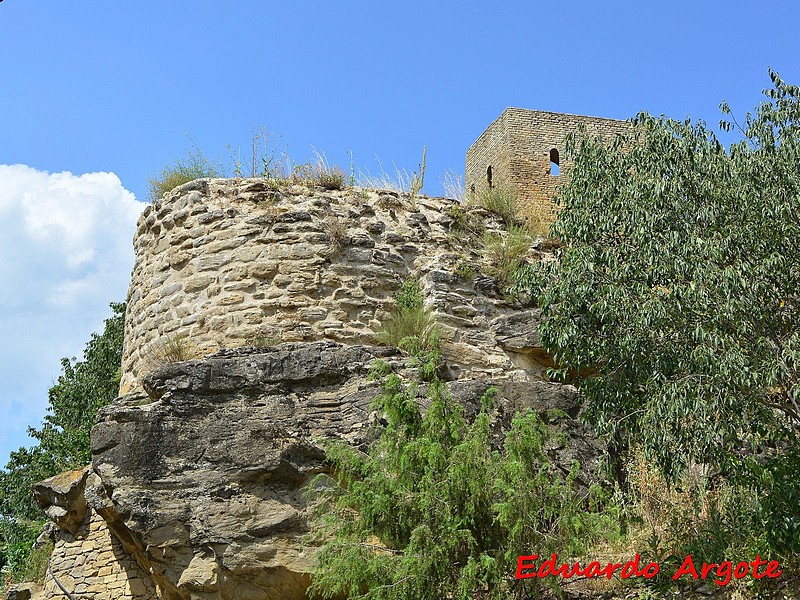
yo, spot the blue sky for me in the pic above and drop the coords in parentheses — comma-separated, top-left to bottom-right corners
(0, 0, 798, 463)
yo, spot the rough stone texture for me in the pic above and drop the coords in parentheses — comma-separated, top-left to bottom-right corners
(25, 184, 601, 600)
(119, 180, 548, 395)
(41, 509, 158, 600)
(4, 583, 35, 600)
(31, 468, 89, 535)
(89, 343, 600, 600)
(93, 342, 397, 600)
(465, 108, 629, 226)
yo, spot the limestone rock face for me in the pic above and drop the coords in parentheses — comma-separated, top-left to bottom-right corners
(85, 342, 601, 600)
(92, 342, 398, 600)
(120, 181, 553, 395)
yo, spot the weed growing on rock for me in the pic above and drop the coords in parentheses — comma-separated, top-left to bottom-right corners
(143, 335, 198, 372)
(247, 335, 281, 348)
(442, 170, 466, 204)
(376, 276, 440, 375)
(470, 184, 519, 226)
(322, 215, 349, 253)
(147, 145, 222, 202)
(482, 226, 533, 289)
(446, 203, 485, 240)
(304, 151, 347, 190)
(227, 125, 286, 179)
(454, 260, 477, 281)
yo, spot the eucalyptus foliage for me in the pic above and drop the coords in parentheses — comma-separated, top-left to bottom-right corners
(533, 71, 800, 550)
(309, 366, 616, 599)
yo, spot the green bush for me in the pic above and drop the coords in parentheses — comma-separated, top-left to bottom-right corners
(376, 276, 441, 379)
(308, 375, 618, 599)
(377, 278, 438, 349)
(394, 276, 424, 311)
(0, 519, 45, 589)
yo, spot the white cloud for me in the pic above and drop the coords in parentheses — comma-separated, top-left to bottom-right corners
(0, 164, 144, 463)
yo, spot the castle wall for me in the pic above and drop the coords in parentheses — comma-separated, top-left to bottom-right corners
(464, 111, 513, 197)
(120, 180, 551, 395)
(466, 108, 629, 227)
(42, 510, 157, 600)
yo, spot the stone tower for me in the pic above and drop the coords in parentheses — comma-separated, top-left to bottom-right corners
(465, 108, 628, 226)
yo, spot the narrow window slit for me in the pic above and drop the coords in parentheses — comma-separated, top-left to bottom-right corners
(549, 149, 560, 176)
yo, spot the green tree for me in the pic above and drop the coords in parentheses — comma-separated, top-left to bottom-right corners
(0, 302, 125, 579)
(309, 366, 616, 599)
(534, 71, 800, 553)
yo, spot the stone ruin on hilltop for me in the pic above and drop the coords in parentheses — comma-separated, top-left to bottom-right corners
(13, 108, 624, 600)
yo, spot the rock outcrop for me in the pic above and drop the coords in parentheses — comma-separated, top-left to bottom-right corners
(21, 182, 598, 600)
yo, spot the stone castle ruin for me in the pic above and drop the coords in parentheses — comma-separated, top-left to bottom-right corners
(9, 109, 622, 600)
(466, 108, 628, 225)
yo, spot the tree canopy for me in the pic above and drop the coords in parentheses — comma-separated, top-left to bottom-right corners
(0, 302, 125, 580)
(535, 70, 799, 552)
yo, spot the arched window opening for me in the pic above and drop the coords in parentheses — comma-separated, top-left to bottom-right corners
(487, 165, 493, 189)
(549, 148, 560, 176)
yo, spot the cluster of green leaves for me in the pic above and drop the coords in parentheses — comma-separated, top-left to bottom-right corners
(309, 369, 617, 599)
(0, 303, 125, 584)
(535, 70, 800, 559)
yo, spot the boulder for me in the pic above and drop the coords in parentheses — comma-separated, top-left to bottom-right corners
(31, 467, 89, 535)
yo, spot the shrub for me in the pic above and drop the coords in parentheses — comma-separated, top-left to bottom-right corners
(0, 519, 48, 589)
(446, 204, 485, 239)
(454, 260, 477, 281)
(616, 451, 790, 596)
(308, 375, 619, 599)
(297, 151, 347, 191)
(315, 167, 347, 190)
(394, 276, 424, 311)
(376, 277, 440, 375)
(322, 215, 349, 253)
(147, 146, 222, 202)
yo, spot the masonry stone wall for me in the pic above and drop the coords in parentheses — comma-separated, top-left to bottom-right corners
(120, 179, 552, 395)
(42, 510, 157, 600)
(466, 108, 629, 226)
